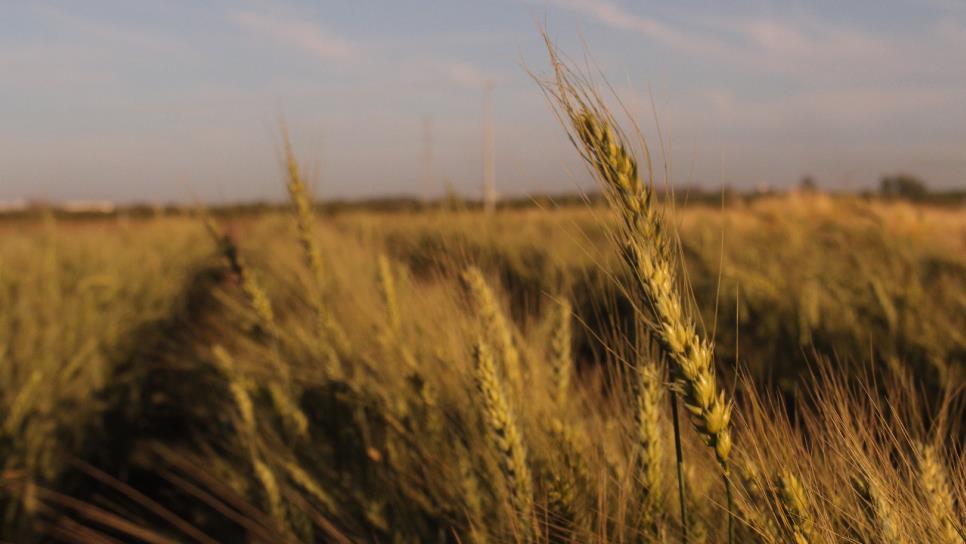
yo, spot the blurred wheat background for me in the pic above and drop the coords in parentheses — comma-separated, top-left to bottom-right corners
(3, 166, 965, 542)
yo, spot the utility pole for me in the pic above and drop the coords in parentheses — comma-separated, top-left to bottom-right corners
(482, 80, 496, 214)
(422, 114, 434, 203)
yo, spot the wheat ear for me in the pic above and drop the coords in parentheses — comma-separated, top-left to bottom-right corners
(546, 417, 591, 538)
(777, 471, 814, 544)
(253, 459, 287, 526)
(280, 460, 336, 513)
(458, 454, 489, 543)
(915, 443, 961, 544)
(574, 110, 732, 471)
(282, 132, 325, 293)
(211, 345, 256, 448)
(280, 131, 351, 355)
(202, 215, 308, 439)
(377, 254, 402, 336)
(5, 371, 43, 435)
(550, 298, 573, 406)
(852, 474, 903, 544)
(473, 341, 533, 533)
(635, 360, 664, 518)
(735, 461, 779, 543)
(542, 53, 734, 541)
(463, 267, 522, 386)
(202, 214, 276, 334)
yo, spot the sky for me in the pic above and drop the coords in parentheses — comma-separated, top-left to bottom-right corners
(1, 0, 964, 203)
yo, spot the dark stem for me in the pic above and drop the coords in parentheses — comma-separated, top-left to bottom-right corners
(670, 390, 688, 544)
(724, 470, 734, 544)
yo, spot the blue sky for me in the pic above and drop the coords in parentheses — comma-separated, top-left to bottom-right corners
(1, 1, 964, 202)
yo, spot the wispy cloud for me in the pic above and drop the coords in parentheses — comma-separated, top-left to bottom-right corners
(395, 58, 498, 89)
(32, 5, 184, 53)
(708, 16, 902, 76)
(444, 61, 494, 87)
(539, 0, 729, 58)
(230, 11, 357, 61)
(537, 0, 961, 82)
(694, 86, 959, 130)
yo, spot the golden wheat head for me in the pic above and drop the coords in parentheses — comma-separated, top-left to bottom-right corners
(473, 341, 534, 530)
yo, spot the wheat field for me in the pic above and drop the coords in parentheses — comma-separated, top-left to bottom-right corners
(2, 51, 966, 543)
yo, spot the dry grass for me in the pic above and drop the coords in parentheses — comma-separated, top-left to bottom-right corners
(2, 193, 964, 543)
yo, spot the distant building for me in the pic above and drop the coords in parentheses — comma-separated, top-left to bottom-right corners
(0, 199, 28, 212)
(59, 200, 116, 213)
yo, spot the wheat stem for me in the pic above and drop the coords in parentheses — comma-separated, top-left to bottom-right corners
(670, 391, 690, 543)
(377, 254, 402, 336)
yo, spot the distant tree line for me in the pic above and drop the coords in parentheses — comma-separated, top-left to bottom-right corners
(879, 173, 929, 200)
(2, 172, 963, 224)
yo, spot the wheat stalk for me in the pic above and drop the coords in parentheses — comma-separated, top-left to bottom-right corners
(576, 110, 732, 470)
(280, 460, 337, 513)
(254, 459, 287, 526)
(211, 345, 256, 447)
(635, 360, 665, 518)
(202, 215, 308, 440)
(541, 43, 734, 541)
(735, 461, 779, 543)
(280, 130, 351, 356)
(5, 370, 42, 435)
(550, 298, 573, 406)
(464, 267, 523, 386)
(546, 417, 591, 539)
(915, 443, 960, 544)
(473, 341, 533, 534)
(546, 471, 578, 541)
(267, 383, 309, 439)
(408, 373, 443, 437)
(282, 132, 326, 295)
(458, 454, 489, 543)
(852, 474, 903, 544)
(377, 254, 402, 336)
(777, 471, 814, 544)
(202, 214, 276, 333)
